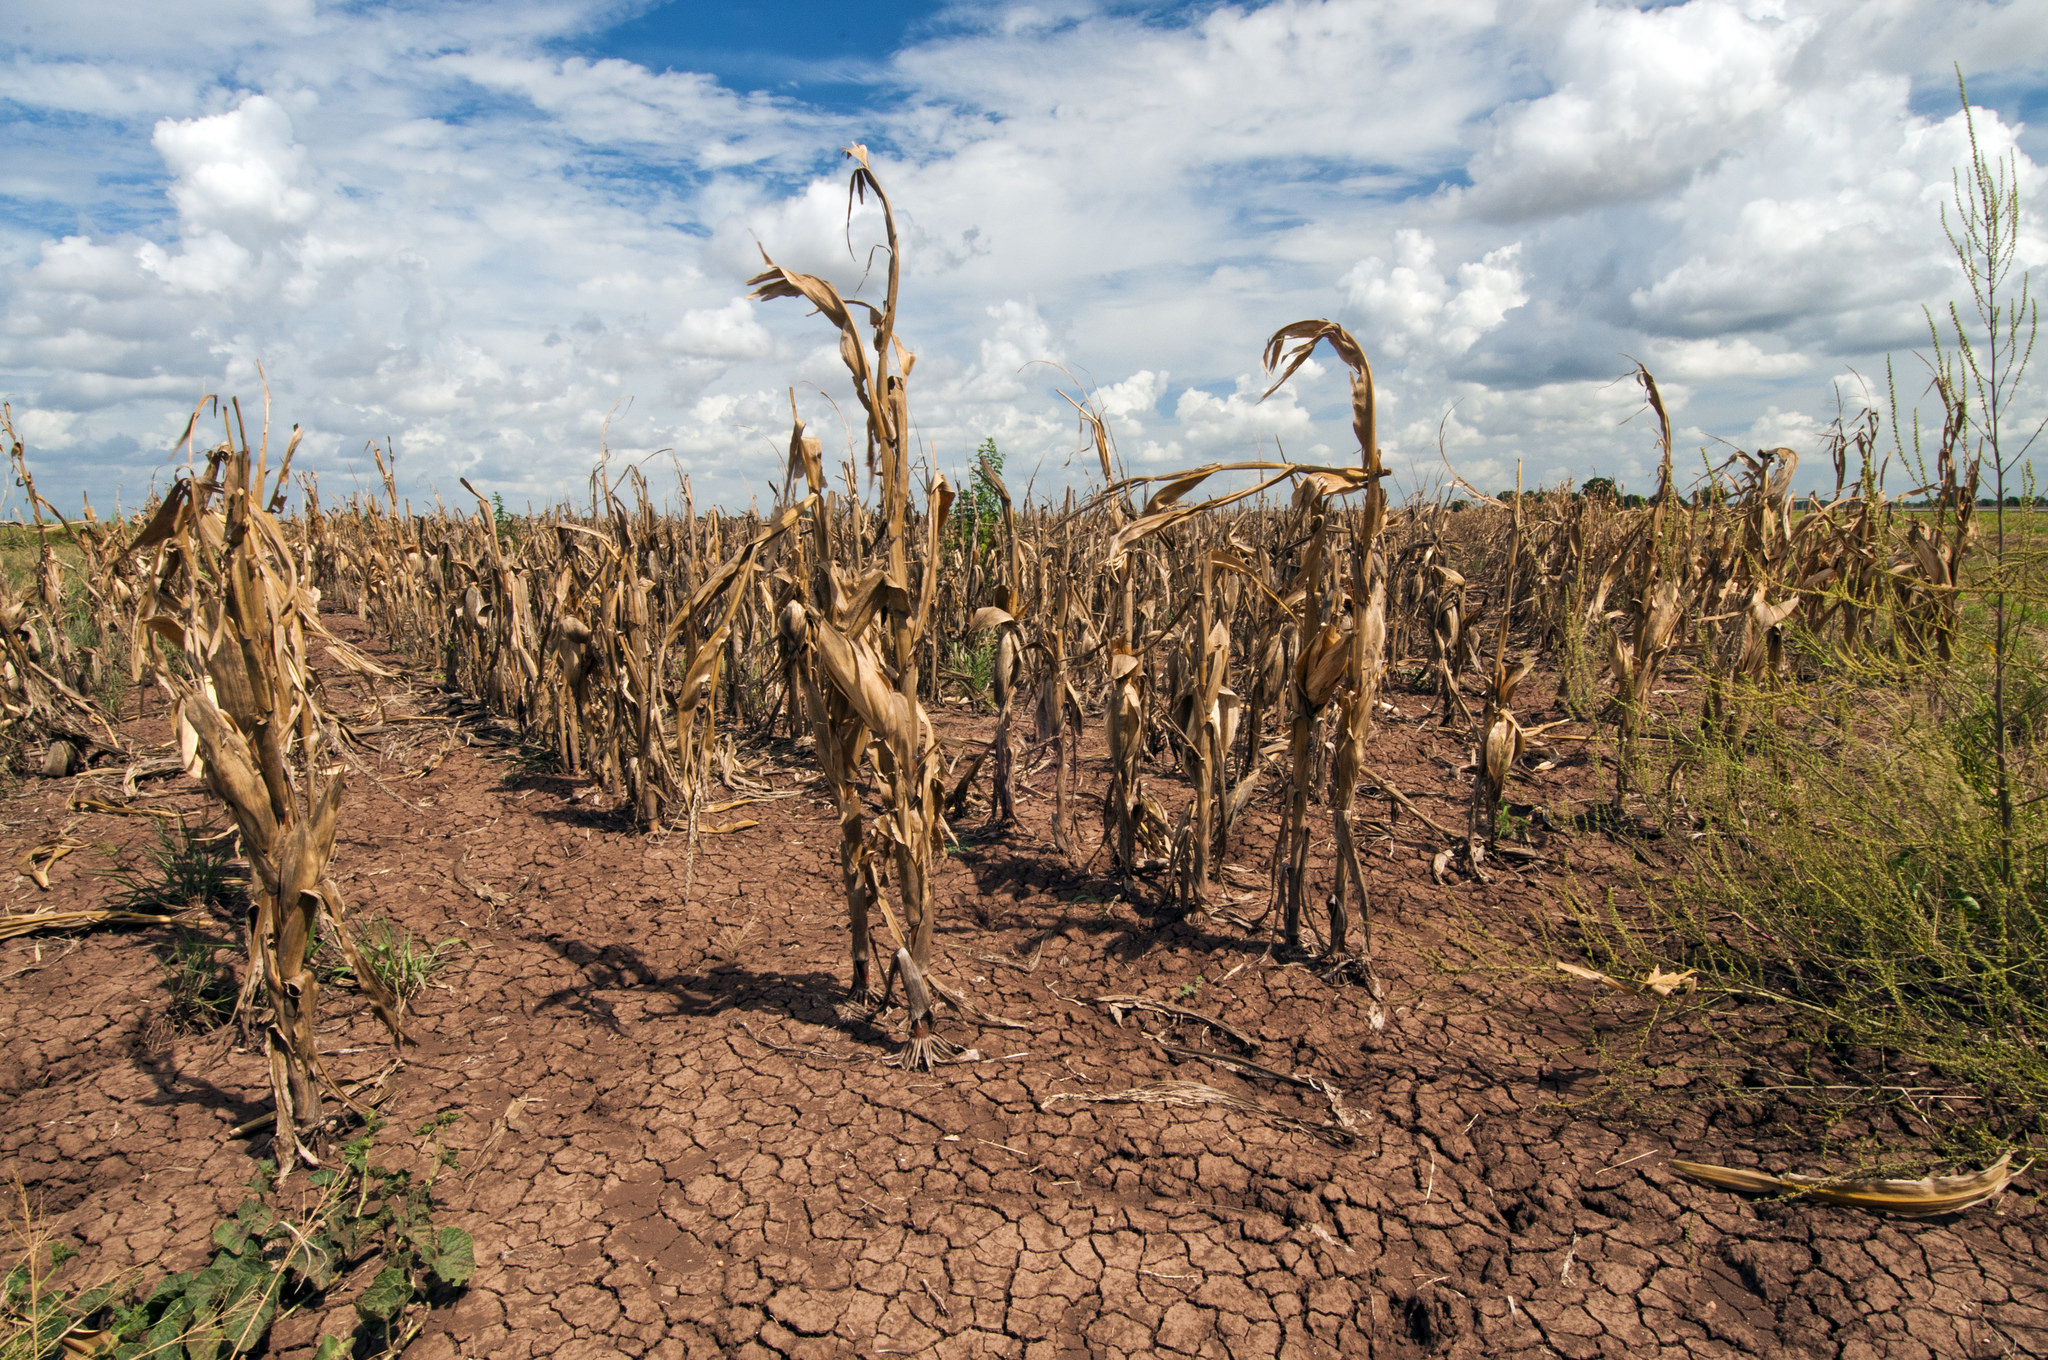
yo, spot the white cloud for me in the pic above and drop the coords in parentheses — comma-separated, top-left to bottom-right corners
(1096, 369, 1169, 429)
(1459, 0, 1812, 221)
(1341, 231, 1527, 358)
(1, 58, 202, 118)
(136, 232, 254, 296)
(661, 299, 773, 361)
(11, 408, 79, 450)
(1740, 404, 1827, 454)
(154, 96, 320, 245)
(1642, 336, 1813, 381)
(434, 53, 819, 167)
(1167, 372, 1317, 462)
(0, 0, 2041, 511)
(949, 299, 1063, 403)
(1627, 87, 2045, 351)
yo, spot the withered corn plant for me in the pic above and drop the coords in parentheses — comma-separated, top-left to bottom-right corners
(1259, 321, 1388, 958)
(0, 410, 125, 769)
(748, 146, 960, 1069)
(129, 397, 403, 1170)
(1468, 481, 1533, 880)
(1604, 365, 1685, 799)
(1033, 502, 1084, 856)
(1094, 458, 1327, 907)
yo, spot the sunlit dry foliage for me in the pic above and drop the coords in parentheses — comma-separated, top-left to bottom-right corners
(1, 145, 2030, 1139)
(128, 394, 404, 1170)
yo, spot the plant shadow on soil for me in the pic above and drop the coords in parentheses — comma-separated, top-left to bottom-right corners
(531, 933, 899, 1050)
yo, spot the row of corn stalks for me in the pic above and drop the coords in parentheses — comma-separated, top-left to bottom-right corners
(0, 152, 1987, 1079)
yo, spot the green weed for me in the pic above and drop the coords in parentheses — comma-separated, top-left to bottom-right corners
(943, 637, 998, 710)
(497, 738, 564, 782)
(1571, 659, 2048, 1155)
(3, 1118, 474, 1360)
(160, 931, 239, 1033)
(106, 818, 239, 918)
(318, 919, 461, 1010)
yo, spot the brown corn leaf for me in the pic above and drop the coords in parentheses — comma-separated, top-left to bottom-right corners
(1670, 1153, 2021, 1218)
(1260, 320, 1367, 401)
(1292, 467, 1368, 504)
(178, 692, 281, 875)
(1144, 467, 1222, 515)
(1, 906, 204, 939)
(67, 796, 175, 820)
(19, 836, 86, 890)
(675, 625, 731, 714)
(811, 615, 914, 754)
(121, 478, 192, 558)
(1482, 713, 1524, 785)
(275, 771, 346, 934)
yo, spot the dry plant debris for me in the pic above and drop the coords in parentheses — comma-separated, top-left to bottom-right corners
(1670, 1152, 2025, 1217)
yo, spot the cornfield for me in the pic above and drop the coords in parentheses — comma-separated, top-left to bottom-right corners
(0, 147, 2038, 1156)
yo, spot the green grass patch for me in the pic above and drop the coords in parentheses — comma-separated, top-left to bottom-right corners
(316, 918, 462, 1011)
(1569, 652, 2048, 1157)
(106, 818, 240, 917)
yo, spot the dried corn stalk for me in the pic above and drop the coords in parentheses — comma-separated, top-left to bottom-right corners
(0, 410, 125, 760)
(131, 396, 402, 1170)
(750, 147, 959, 1069)
(1468, 472, 1534, 879)
(1259, 320, 1386, 956)
(1603, 365, 1685, 797)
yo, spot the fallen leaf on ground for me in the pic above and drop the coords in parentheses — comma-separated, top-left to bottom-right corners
(1669, 1152, 2022, 1217)
(1555, 959, 1698, 997)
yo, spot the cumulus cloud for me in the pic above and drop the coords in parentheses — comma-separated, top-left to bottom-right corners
(947, 299, 1062, 402)
(1739, 404, 1829, 455)
(1159, 372, 1318, 464)
(154, 96, 319, 245)
(1626, 87, 2045, 355)
(1459, 0, 1812, 221)
(661, 299, 773, 360)
(11, 408, 79, 450)
(1341, 231, 1528, 359)
(1096, 369, 1169, 428)
(1642, 336, 1813, 381)
(0, 0, 2041, 512)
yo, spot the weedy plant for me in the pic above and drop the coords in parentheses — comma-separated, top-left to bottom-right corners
(158, 931, 240, 1035)
(105, 817, 238, 919)
(2, 1118, 473, 1360)
(336, 919, 461, 1013)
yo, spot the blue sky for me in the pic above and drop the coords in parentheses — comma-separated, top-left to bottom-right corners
(2, 0, 2045, 514)
(573, 0, 955, 108)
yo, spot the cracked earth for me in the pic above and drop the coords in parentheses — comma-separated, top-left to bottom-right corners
(4, 613, 2044, 1358)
